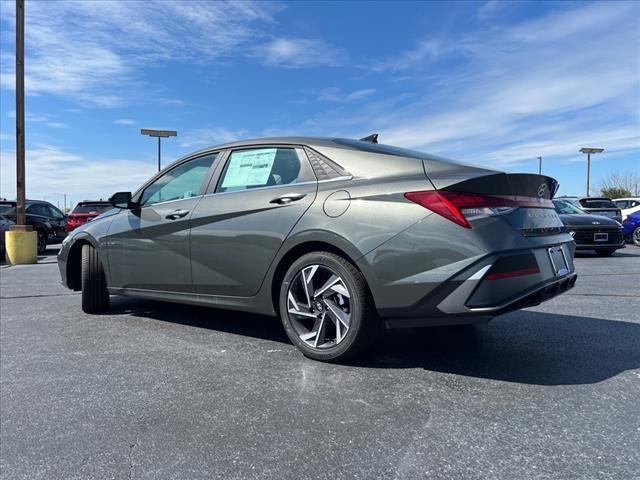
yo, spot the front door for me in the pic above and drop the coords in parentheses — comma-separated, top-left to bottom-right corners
(107, 154, 217, 292)
(190, 146, 317, 296)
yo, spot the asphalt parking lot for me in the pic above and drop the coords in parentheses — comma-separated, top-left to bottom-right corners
(1, 246, 639, 480)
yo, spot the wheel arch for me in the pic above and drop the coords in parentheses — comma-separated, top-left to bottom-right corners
(268, 232, 372, 315)
(65, 235, 101, 291)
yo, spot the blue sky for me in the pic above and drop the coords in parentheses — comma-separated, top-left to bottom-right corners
(0, 0, 638, 209)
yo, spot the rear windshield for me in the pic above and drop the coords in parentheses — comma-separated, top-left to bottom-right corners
(72, 203, 111, 214)
(0, 203, 16, 214)
(579, 198, 617, 208)
(333, 139, 429, 159)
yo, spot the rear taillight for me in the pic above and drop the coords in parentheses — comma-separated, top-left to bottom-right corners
(404, 190, 553, 228)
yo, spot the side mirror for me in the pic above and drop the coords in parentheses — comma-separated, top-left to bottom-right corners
(109, 191, 134, 209)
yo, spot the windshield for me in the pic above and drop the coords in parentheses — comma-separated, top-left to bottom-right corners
(72, 203, 111, 214)
(553, 200, 584, 214)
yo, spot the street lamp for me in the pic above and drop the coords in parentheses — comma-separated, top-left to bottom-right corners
(537, 156, 542, 175)
(140, 129, 177, 172)
(579, 147, 604, 197)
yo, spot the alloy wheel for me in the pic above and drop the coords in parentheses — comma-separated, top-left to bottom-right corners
(634, 227, 640, 246)
(286, 264, 352, 349)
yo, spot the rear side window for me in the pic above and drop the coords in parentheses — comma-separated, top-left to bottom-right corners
(216, 147, 304, 193)
(27, 204, 50, 216)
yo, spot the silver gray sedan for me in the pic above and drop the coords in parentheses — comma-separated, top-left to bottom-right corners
(58, 136, 576, 361)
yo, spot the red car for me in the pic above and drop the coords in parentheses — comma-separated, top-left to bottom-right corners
(66, 201, 112, 232)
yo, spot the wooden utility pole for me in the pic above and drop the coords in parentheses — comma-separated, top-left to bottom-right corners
(15, 0, 27, 227)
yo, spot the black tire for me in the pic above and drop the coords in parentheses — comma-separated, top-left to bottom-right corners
(595, 248, 617, 257)
(633, 227, 640, 247)
(81, 244, 110, 313)
(37, 230, 47, 254)
(279, 251, 378, 362)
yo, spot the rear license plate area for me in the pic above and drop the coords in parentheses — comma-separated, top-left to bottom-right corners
(594, 232, 608, 242)
(548, 246, 569, 277)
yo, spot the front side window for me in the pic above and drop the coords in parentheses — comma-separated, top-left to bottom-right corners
(48, 205, 65, 219)
(216, 147, 303, 193)
(140, 154, 216, 207)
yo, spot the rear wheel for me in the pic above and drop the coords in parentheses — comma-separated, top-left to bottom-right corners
(596, 248, 617, 257)
(633, 227, 640, 247)
(279, 251, 377, 362)
(81, 244, 109, 313)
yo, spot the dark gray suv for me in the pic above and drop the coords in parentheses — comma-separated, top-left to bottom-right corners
(58, 137, 576, 361)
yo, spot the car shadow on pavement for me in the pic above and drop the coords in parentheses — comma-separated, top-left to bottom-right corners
(108, 296, 290, 344)
(108, 296, 639, 387)
(351, 311, 640, 386)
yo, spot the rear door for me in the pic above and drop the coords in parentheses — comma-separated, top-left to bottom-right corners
(190, 146, 317, 296)
(107, 153, 217, 292)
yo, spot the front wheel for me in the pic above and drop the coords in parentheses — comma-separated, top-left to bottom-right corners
(596, 248, 617, 257)
(633, 227, 640, 247)
(81, 244, 110, 313)
(37, 231, 47, 254)
(279, 251, 378, 362)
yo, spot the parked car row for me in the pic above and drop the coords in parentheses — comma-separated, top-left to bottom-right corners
(0, 192, 638, 259)
(0, 199, 111, 254)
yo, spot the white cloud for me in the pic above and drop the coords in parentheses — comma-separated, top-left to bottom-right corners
(179, 127, 249, 149)
(369, 39, 442, 72)
(356, 1, 640, 168)
(0, 144, 155, 200)
(0, 0, 280, 106)
(318, 88, 376, 103)
(46, 122, 68, 129)
(477, 0, 501, 21)
(113, 118, 136, 125)
(253, 38, 345, 68)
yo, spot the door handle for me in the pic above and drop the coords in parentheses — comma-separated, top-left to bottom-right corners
(165, 209, 190, 220)
(269, 193, 307, 205)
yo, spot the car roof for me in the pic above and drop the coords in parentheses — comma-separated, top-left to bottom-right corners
(187, 136, 337, 156)
(0, 199, 53, 205)
(185, 136, 452, 162)
(577, 197, 613, 201)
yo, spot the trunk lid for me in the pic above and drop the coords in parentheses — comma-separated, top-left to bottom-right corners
(423, 162, 564, 236)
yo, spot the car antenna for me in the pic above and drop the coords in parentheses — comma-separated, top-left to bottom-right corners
(360, 133, 378, 144)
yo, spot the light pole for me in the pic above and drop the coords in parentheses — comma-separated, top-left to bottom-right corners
(140, 129, 177, 172)
(579, 147, 604, 197)
(537, 156, 542, 175)
(14, 0, 26, 227)
(6, 0, 37, 264)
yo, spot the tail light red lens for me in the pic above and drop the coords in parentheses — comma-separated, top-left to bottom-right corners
(404, 190, 553, 228)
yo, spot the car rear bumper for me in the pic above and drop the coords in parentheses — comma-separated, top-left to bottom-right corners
(384, 271, 577, 328)
(357, 213, 577, 328)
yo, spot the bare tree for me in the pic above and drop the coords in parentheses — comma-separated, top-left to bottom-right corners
(598, 170, 640, 198)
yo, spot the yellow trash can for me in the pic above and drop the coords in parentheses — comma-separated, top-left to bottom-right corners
(5, 229, 38, 265)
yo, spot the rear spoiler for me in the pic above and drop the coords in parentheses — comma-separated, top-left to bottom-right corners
(423, 159, 559, 200)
